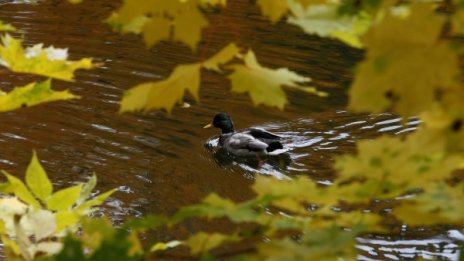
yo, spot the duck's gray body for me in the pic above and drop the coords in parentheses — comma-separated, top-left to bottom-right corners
(207, 113, 284, 157)
(219, 128, 283, 156)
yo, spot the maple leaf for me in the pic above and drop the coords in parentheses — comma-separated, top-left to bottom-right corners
(142, 16, 170, 47)
(120, 63, 201, 113)
(202, 42, 241, 72)
(393, 183, 464, 225)
(257, 0, 327, 23)
(199, 0, 227, 6)
(288, 2, 371, 48)
(119, 43, 241, 113)
(107, 0, 210, 51)
(0, 35, 97, 81)
(349, 3, 460, 116)
(0, 80, 78, 112)
(335, 129, 462, 197)
(172, 3, 209, 50)
(228, 50, 313, 109)
(257, 0, 289, 23)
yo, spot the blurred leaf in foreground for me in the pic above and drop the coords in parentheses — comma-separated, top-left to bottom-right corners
(349, 3, 460, 116)
(288, 2, 371, 48)
(0, 21, 16, 32)
(106, 0, 213, 50)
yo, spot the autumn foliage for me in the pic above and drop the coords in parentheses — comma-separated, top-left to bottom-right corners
(0, 0, 462, 260)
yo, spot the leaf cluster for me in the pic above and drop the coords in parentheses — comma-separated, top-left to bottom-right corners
(0, 0, 462, 260)
(0, 152, 115, 261)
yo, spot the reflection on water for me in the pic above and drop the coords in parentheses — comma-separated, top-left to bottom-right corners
(358, 229, 464, 260)
(0, 0, 462, 259)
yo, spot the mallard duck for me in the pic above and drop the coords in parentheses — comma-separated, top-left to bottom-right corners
(204, 113, 284, 156)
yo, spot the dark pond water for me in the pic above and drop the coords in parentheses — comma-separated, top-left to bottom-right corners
(0, 0, 462, 260)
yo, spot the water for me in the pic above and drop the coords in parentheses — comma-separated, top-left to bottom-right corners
(0, 0, 462, 259)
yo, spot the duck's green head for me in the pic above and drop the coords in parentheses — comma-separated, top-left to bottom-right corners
(204, 113, 235, 134)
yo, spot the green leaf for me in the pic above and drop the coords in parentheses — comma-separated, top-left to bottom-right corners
(54, 237, 85, 261)
(0, 21, 16, 32)
(1, 171, 41, 208)
(122, 215, 169, 231)
(47, 185, 82, 211)
(2, 235, 21, 256)
(76, 174, 97, 205)
(150, 240, 182, 252)
(120, 63, 201, 113)
(288, 2, 371, 48)
(76, 188, 117, 212)
(25, 151, 53, 201)
(55, 211, 82, 232)
(174, 193, 259, 224)
(0, 34, 97, 81)
(228, 50, 314, 109)
(0, 79, 79, 113)
(185, 232, 239, 255)
(0, 219, 6, 234)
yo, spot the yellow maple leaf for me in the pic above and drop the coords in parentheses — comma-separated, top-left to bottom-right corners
(295, 0, 328, 6)
(393, 183, 464, 225)
(200, 0, 227, 6)
(119, 43, 242, 113)
(335, 128, 463, 196)
(106, 14, 150, 35)
(120, 63, 201, 113)
(349, 3, 460, 116)
(228, 50, 312, 109)
(257, 0, 327, 23)
(257, 0, 289, 23)
(202, 42, 241, 72)
(0, 80, 78, 112)
(0, 35, 97, 81)
(288, 2, 371, 48)
(416, 183, 464, 222)
(142, 16, 171, 47)
(393, 203, 454, 225)
(107, 0, 210, 50)
(173, 4, 209, 50)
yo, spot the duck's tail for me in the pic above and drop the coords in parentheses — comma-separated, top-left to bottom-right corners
(266, 141, 283, 152)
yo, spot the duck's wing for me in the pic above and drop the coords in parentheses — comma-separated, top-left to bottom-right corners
(227, 133, 268, 152)
(245, 128, 281, 141)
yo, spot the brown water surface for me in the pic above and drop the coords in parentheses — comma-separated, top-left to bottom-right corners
(0, 0, 462, 260)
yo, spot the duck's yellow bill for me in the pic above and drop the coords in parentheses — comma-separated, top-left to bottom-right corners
(203, 123, 213, 129)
